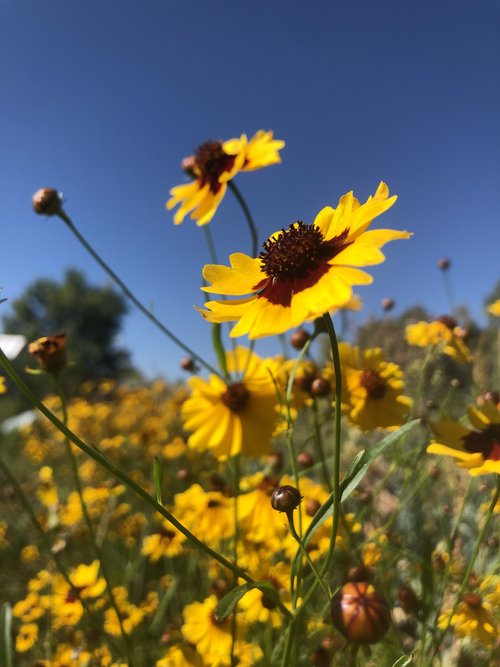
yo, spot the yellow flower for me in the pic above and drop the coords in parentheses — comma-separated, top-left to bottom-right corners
(181, 595, 242, 666)
(428, 401, 500, 475)
(15, 623, 38, 653)
(339, 343, 412, 431)
(104, 586, 145, 636)
(199, 183, 410, 339)
(438, 589, 498, 647)
(13, 592, 44, 623)
(21, 544, 40, 563)
(0, 376, 6, 394)
(405, 316, 472, 363)
(487, 299, 500, 317)
(167, 130, 284, 226)
(141, 519, 186, 561)
(172, 484, 233, 548)
(156, 645, 204, 666)
(182, 347, 279, 459)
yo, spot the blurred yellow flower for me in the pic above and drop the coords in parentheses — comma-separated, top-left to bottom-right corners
(428, 401, 500, 475)
(405, 316, 472, 363)
(15, 623, 38, 653)
(142, 519, 186, 561)
(173, 484, 233, 548)
(182, 347, 279, 459)
(438, 588, 498, 647)
(0, 376, 6, 394)
(339, 343, 412, 431)
(200, 183, 410, 339)
(487, 299, 500, 317)
(167, 130, 284, 226)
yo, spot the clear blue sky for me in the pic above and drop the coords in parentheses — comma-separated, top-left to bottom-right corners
(2, 1, 499, 378)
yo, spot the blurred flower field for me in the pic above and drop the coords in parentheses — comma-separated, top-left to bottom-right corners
(0, 131, 499, 666)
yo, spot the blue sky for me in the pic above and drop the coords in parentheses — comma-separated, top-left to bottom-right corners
(1, 1, 499, 378)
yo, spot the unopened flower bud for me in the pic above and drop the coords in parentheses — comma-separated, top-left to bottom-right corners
(297, 452, 314, 468)
(271, 485, 302, 513)
(397, 585, 421, 614)
(28, 333, 66, 374)
(331, 582, 391, 644)
(290, 328, 310, 350)
(476, 391, 499, 407)
(176, 468, 190, 481)
(437, 257, 451, 271)
(381, 297, 394, 311)
(310, 377, 330, 397)
(32, 188, 62, 216)
(179, 356, 196, 372)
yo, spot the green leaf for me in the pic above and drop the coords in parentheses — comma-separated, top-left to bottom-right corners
(215, 581, 281, 620)
(1, 603, 13, 667)
(391, 655, 413, 666)
(153, 456, 164, 505)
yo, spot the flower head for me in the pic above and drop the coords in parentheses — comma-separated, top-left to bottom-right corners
(199, 183, 410, 339)
(28, 333, 67, 374)
(428, 400, 500, 475)
(405, 316, 472, 363)
(339, 343, 412, 431)
(167, 131, 284, 226)
(330, 581, 392, 644)
(181, 347, 279, 459)
(32, 188, 62, 216)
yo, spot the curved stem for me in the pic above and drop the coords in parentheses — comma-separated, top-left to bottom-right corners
(53, 375, 134, 663)
(0, 347, 254, 585)
(57, 210, 223, 380)
(227, 181, 259, 258)
(287, 512, 331, 599)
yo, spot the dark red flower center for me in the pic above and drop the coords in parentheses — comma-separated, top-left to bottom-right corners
(254, 223, 352, 307)
(221, 382, 250, 412)
(461, 424, 500, 461)
(360, 370, 387, 399)
(159, 527, 176, 540)
(437, 315, 457, 330)
(194, 141, 236, 194)
(463, 593, 482, 608)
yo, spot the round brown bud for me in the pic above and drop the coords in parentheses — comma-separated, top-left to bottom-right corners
(310, 377, 330, 397)
(267, 450, 283, 470)
(297, 452, 314, 469)
(437, 257, 451, 271)
(27, 333, 67, 374)
(381, 297, 395, 311)
(476, 391, 499, 407)
(331, 582, 391, 644)
(397, 585, 421, 614)
(305, 499, 321, 517)
(271, 485, 302, 513)
(290, 328, 311, 350)
(179, 356, 196, 372)
(33, 188, 62, 216)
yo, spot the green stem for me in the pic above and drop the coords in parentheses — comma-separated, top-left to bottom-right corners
(227, 181, 259, 258)
(312, 399, 332, 492)
(230, 454, 240, 667)
(53, 375, 134, 664)
(57, 210, 223, 380)
(0, 347, 254, 585)
(287, 512, 331, 599)
(431, 475, 500, 657)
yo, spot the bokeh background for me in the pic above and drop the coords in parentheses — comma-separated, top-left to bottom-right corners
(2, 0, 499, 377)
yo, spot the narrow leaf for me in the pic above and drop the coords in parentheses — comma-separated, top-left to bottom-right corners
(391, 655, 413, 666)
(153, 456, 164, 505)
(1, 603, 13, 667)
(215, 581, 280, 620)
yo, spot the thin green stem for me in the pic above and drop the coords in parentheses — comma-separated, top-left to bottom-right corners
(431, 475, 500, 658)
(0, 347, 254, 585)
(230, 454, 240, 667)
(227, 181, 259, 258)
(312, 400, 332, 492)
(57, 210, 223, 380)
(53, 375, 134, 664)
(287, 512, 331, 599)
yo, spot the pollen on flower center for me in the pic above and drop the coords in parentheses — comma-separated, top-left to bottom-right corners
(462, 424, 500, 461)
(194, 141, 236, 194)
(360, 370, 387, 399)
(221, 382, 250, 412)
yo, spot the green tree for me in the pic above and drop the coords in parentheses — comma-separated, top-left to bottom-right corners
(2, 269, 136, 409)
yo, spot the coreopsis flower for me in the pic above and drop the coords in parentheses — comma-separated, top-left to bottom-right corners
(199, 183, 410, 339)
(12, 592, 45, 623)
(167, 130, 284, 226)
(28, 333, 67, 373)
(239, 562, 291, 628)
(103, 586, 145, 636)
(181, 347, 280, 459)
(339, 343, 412, 431)
(141, 519, 186, 561)
(428, 400, 500, 475)
(46, 562, 106, 630)
(181, 594, 242, 666)
(0, 376, 6, 394)
(405, 316, 472, 363)
(15, 623, 38, 653)
(172, 484, 233, 547)
(487, 299, 500, 317)
(157, 645, 204, 667)
(438, 582, 499, 648)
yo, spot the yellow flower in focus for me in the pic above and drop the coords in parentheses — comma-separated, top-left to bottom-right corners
(167, 130, 284, 226)
(339, 343, 412, 431)
(173, 484, 233, 548)
(428, 401, 500, 475)
(15, 623, 38, 653)
(487, 299, 500, 317)
(405, 316, 472, 363)
(199, 183, 410, 339)
(181, 595, 242, 666)
(182, 347, 279, 459)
